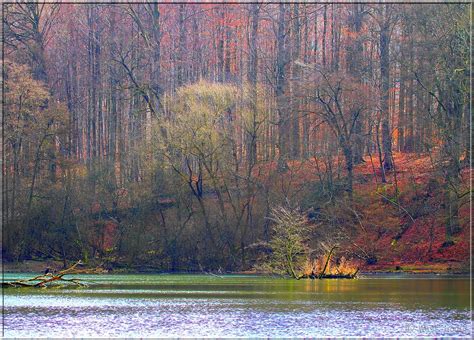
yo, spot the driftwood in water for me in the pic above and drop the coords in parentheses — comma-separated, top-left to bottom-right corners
(3, 260, 103, 288)
(299, 269, 359, 280)
(300, 247, 359, 280)
(319, 270, 359, 279)
(313, 268, 359, 279)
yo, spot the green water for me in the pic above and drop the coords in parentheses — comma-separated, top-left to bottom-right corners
(2, 273, 470, 337)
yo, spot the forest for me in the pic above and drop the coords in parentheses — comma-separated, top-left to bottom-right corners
(2, 2, 470, 275)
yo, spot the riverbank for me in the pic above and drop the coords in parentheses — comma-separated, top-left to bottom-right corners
(362, 262, 470, 275)
(3, 259, 469, 275)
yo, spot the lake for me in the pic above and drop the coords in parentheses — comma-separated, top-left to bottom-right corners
(2, 273, 470, 337)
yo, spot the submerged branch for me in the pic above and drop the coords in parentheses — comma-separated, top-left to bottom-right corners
(3, 260, 103, 288)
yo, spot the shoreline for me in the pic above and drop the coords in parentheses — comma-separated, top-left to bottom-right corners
(2, 259, 469, 275)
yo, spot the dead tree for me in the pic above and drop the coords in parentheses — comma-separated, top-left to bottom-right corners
(3, 261, 104, 288)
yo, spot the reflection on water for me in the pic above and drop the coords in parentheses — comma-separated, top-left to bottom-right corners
(2, 274, 470, 337)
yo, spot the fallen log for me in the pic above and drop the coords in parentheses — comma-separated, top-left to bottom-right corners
(3, 260, 103, 288)
(312, 268, 359, 279)
(300, 269, 359, 280)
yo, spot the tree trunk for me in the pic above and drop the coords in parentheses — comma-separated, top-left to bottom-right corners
(342, 140, 353, 199)
(177, 4, 186, 87)
(151, 3, 162, 109)
(246, 3, 259, 166)
(347, 4, 365, 164)
(276, 4, 289, 172)
(290, 3, 301, 159)
(380, 11, 392, 171)
(322, 5, 327, 67)
(398, 62, 406, 152)
(217, 6, 225, 83)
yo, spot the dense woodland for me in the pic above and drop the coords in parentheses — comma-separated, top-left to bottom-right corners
(2, 2, 470, 273)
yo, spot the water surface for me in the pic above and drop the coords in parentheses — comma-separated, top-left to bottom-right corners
(2, 273, 470, 337)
